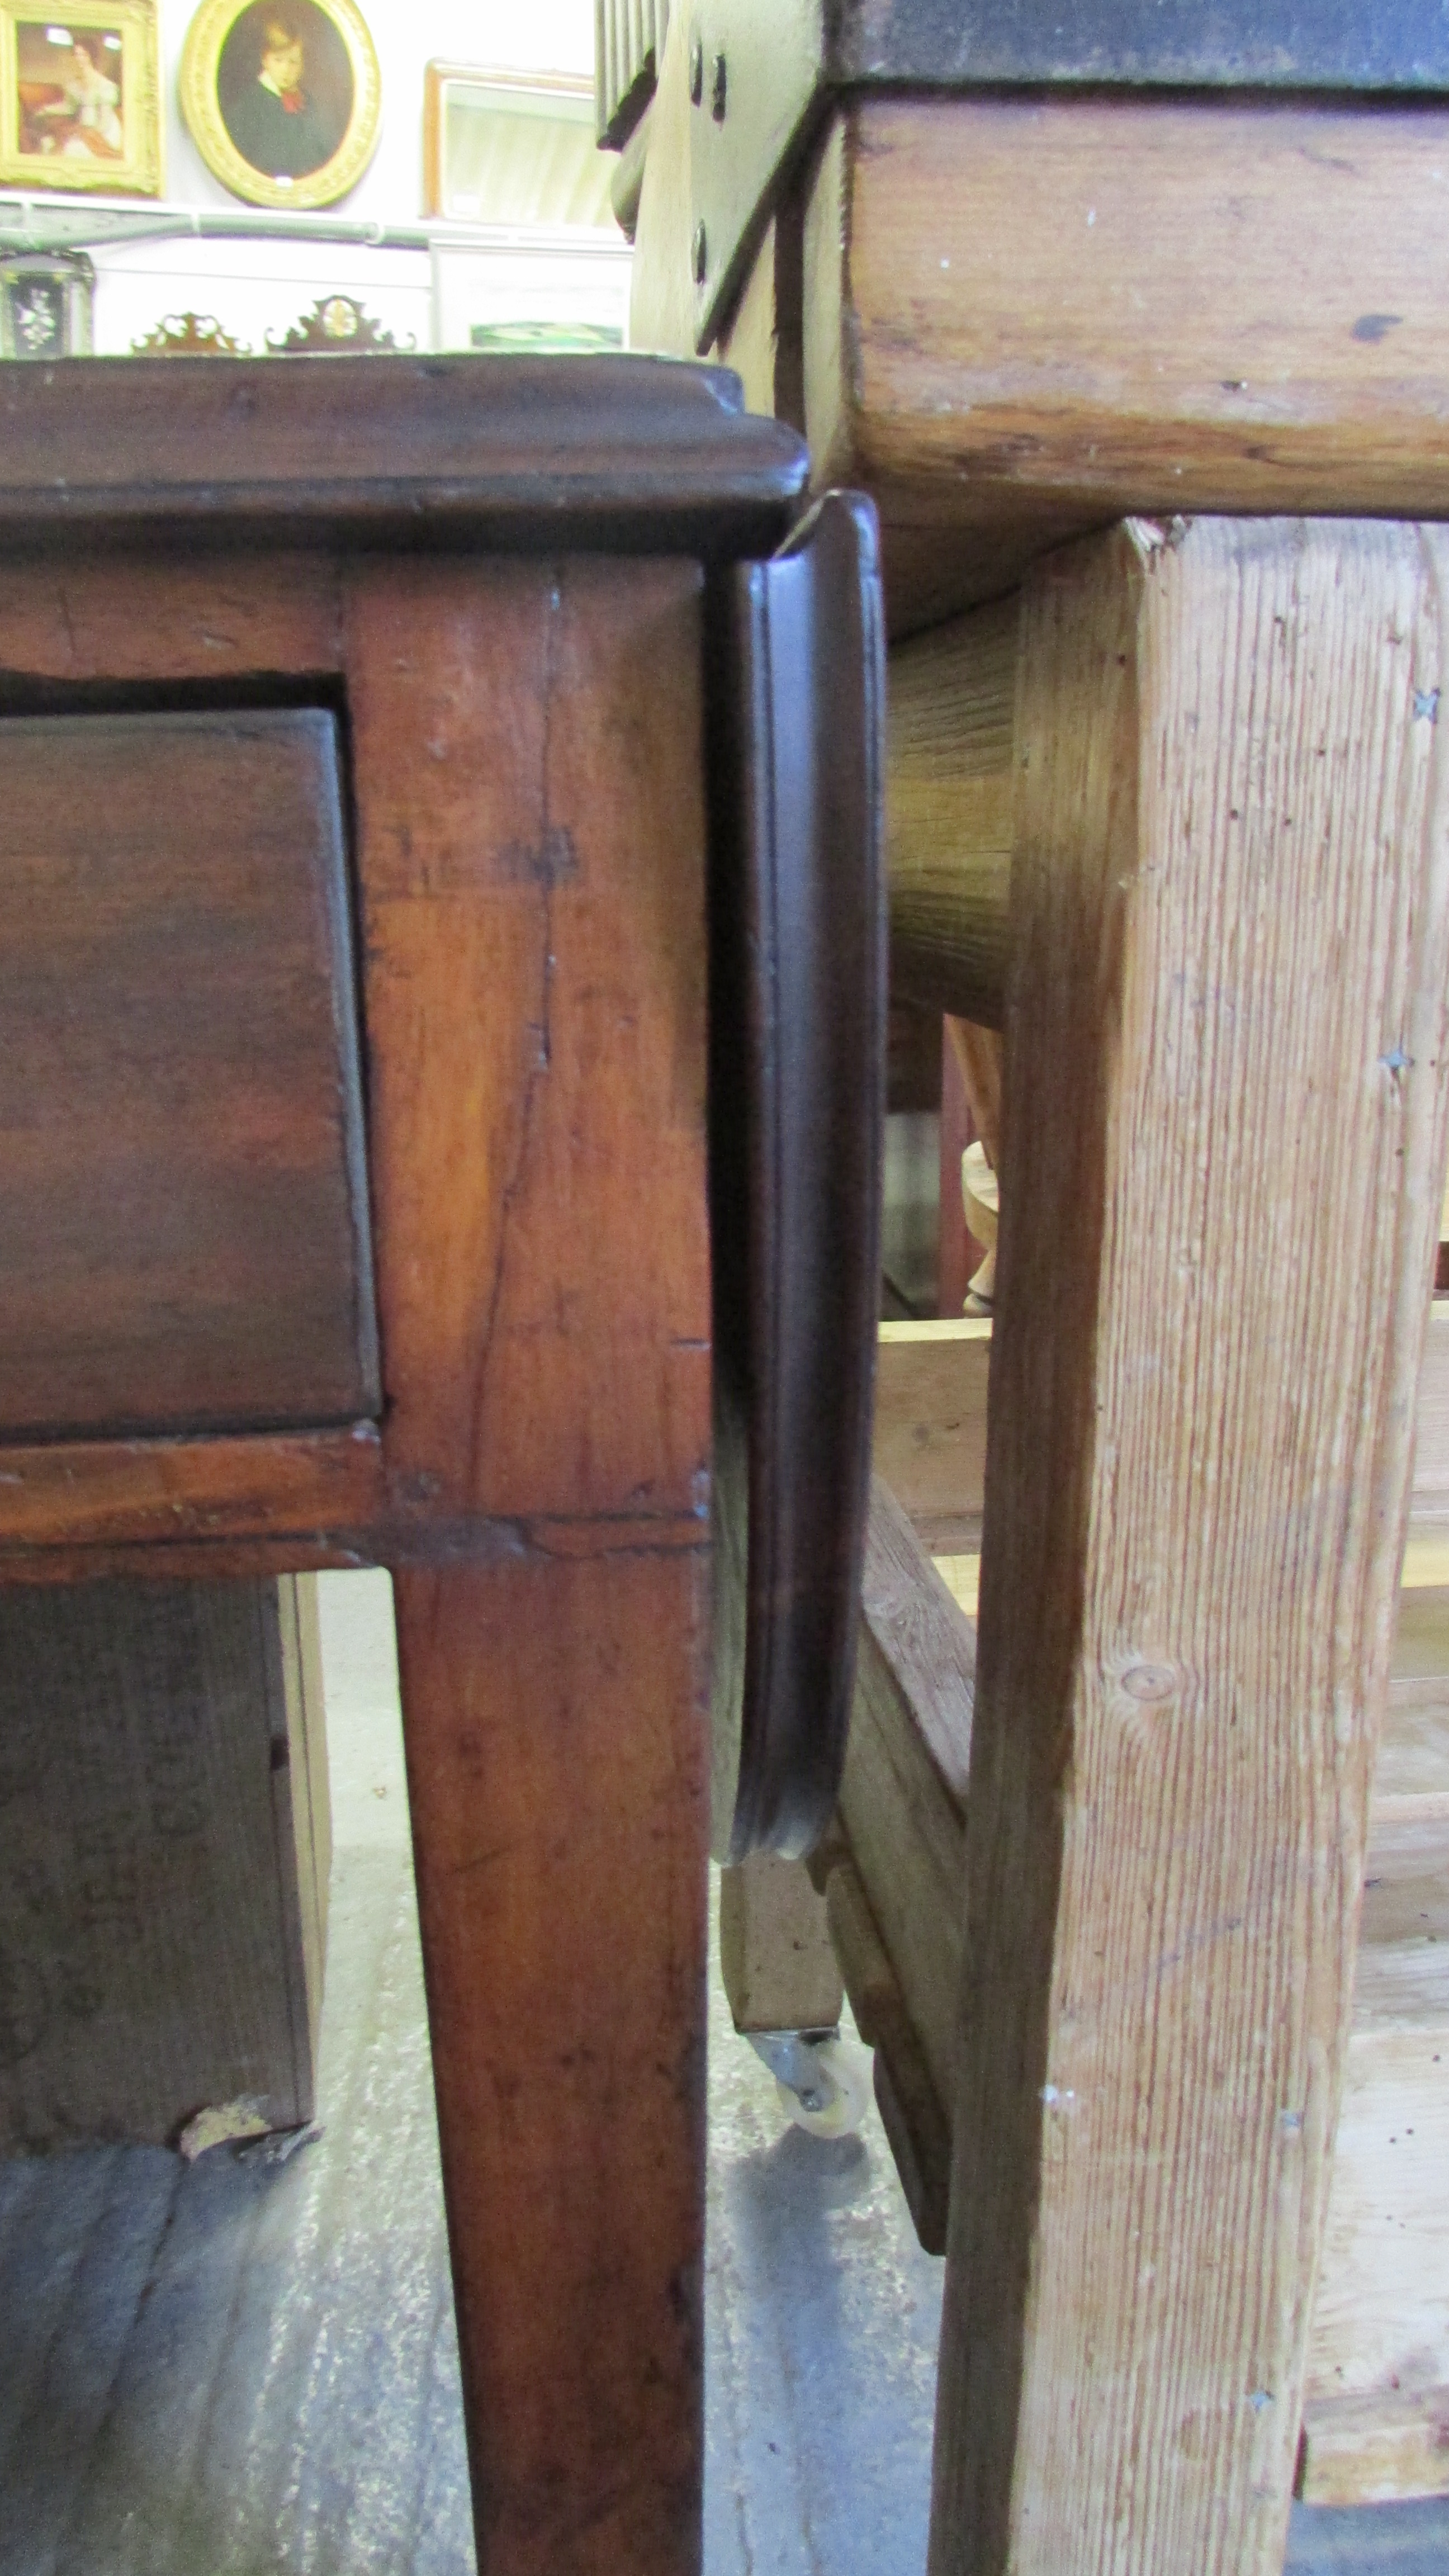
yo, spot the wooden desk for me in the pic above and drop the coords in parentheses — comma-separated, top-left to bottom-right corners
(0, 354, 883, 2576)
(632, 18, 1449, 2573)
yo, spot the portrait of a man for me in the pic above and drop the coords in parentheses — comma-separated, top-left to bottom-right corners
(217, 1, 351, 182)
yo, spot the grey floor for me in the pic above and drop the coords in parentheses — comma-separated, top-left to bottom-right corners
(0, 1571, 1445, 2574)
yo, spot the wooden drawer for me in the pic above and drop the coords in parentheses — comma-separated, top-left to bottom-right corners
(0, 708, 377, 1438)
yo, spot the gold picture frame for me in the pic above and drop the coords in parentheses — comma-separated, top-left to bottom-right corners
(0, 1, 162, 196)
(179, 0, 381, 212)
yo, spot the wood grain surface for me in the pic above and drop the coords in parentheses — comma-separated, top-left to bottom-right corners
(804, 99, 1449, 632)
(718, 1853, 842, 2036)
(345, 555, 711, 1539)
(351, 551, 714, 2570)
(840, 1480, 972, 2162)
(0, 354, 806, 562)
(931, 519, 1449, 2576)
(0, 1574, 324, 2148)
(394, 1545, 709, 2576)
(0, 709, 376, 1440)
(887, 602, 1015, 1024)
(0, 553, 342, 688)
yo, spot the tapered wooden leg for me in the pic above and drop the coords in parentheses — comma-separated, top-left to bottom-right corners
(931, 520, 1449, 2574)
(347, 549, 713, 2573)
(395, 1548, 709, 2576)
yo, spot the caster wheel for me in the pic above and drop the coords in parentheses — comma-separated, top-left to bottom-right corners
(775, 2034, 872, 2139)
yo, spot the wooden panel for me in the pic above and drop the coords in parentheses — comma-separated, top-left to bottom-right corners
(0, 1574, 324, 2148)
(0, 709, 377, 1439)
(930, 519, 1449, 2576)
(888, 603, 1015, 1022)
(878, 1299, 1449, 1557)
(1302, 1593, 1449, 2505)
(629, 3, 697, 367)
(804, 100, 1449, 633)
(0, 553, 342, 687)
(839, 1480, 970, 2131)
(0, 353, 806, 562)
(345, 556, 711, 1535)
(874, 1319, 992, 1551)
(395, 1509, 708, 2574)
(0, 1426, 385, 1560)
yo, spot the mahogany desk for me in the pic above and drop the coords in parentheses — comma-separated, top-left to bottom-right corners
(629, 14, 1449, 2573)
(0, 354, 884, 2576)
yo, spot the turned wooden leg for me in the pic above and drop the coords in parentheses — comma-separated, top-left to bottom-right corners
(395, 1550, 708, 2576)
(931, 519, 1449, 2574)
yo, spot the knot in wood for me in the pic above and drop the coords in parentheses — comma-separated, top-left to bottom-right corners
(1120, 1661, 1178, 1707)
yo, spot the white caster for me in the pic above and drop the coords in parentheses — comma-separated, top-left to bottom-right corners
(748, 2028, 873, 2139)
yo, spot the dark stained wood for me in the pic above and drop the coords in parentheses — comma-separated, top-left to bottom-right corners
(0, 553, 342, 686)
(0, 1426, 385, 1556)
(708, 492, 887, 1859)
(344, 555, 712, 1537)
(0, 361, 813, 2567)
(0, 354, 807, 561)
(395, 1548, 709, 2576)
(0, 709, 377, 1439)
(347, 546, 712, 2572)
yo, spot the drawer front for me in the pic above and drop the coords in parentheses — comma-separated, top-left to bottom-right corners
(0, 708, 378, 1439)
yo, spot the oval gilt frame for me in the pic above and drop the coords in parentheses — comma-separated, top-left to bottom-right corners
(179, 0, 381, 211)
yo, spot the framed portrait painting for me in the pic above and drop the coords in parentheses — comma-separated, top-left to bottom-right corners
(179, 0, 381, 211)
(0, 1, 162, 195)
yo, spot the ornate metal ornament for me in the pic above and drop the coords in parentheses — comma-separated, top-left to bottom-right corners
(130, 310, 250, 354)
(266, 291, 411, 351)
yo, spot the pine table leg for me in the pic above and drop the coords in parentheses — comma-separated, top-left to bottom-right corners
(931, 518, 1449, 2575)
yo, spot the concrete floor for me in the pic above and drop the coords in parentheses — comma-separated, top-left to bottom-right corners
(0, 1569, 1445, 2574)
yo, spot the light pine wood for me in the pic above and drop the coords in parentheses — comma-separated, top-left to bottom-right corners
(826, 1845, 953, 2256)
(718, 1854, 842, 2035)
(829, 1501, 1449, 2478)
(627, 2, 694, 363)
(945, 1020, 1003, 1174)
(1301, 1581, 1449, 2503)
(835, 1479, 972, 2242)
(878, 1300, 1449, 1559)
(802, 100, 1449, 634)
(888, 608, 1015, 1025)
(931, 518, 1449, 2576)
(873, 1319, 993, 1554)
